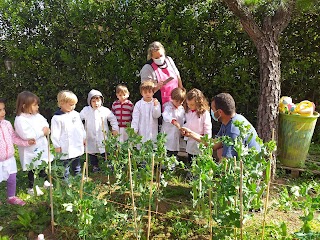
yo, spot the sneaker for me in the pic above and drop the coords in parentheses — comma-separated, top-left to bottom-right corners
(27, 185, 44, 196)
(7, 196, 26, 206)
(92, 166, 101, 173)
(43, 180, 53, 189)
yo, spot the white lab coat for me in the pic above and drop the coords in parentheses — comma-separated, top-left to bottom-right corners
(80, 106, 119, 154)
(14, 113, 53, 171)
(131, 98, 161, 143)
(161, 101, 185, 152)
(51, 110, 86, 160)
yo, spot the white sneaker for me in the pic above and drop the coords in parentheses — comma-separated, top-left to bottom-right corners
(43, 180, 53, 189)
(27, 185, 44, 196)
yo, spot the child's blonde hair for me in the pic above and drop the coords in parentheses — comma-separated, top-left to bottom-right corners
(57, 90, 78, 107)
(171, 87, 186, 103)
(16, 91, 40, 115)
(140, 81, 155, 94)
(185, 88, 209, 117)
(116, 84, 130, 96)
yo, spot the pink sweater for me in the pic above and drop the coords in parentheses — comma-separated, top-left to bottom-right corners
(0, 119, 29, 162)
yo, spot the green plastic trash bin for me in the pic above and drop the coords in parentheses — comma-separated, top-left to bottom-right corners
(278, 112, 319, 168)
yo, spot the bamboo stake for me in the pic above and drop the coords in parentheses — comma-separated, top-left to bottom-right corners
(233, 156, 237, 239)
(85, 122, 89, 180)
(261, 129, 274, 240)
(147, 154, 155, 240)
(155, 162, 162, 214)
(208, 190, 213, 240)
(47, 135, 54, 234)
(101, 117, 110, 183)
(128, 149, 139, 240)
(239, 160, 244, 240)
(80, 160, 87, 200)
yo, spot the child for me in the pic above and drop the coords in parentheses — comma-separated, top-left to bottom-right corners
(0, 98, 35, 205)
(183, 88, 212, 163)
(161, 88, 186, 157)
(111, 84, 134, 142)
(80, 89, 119, 172)
(14, 91, 52, 195)
(51, 90, 86, 180)
(131, 81, 161, 143)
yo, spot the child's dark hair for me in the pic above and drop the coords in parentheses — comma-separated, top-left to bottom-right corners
(185, 88, 209, 117)
(16, 91, 40, 115)
(171, 88, 186, 103)
(0, 98, 6, 104)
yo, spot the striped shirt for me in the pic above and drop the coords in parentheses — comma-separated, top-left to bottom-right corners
(111, 100, 134, 127)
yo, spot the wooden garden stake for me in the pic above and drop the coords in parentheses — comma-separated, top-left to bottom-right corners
(80, 160, 87, 200)
(155, 162, 161, 214)
(128, 149, 139, 240)
(47, 135, 55, 234)
(261, 129, 274, 240)
(239, 160, 244, 240)
(147, 154, 155, 240)
(85, 122, 89, 180)
(101, 117, 110, 183)
(233, 156, 238, 239)
(208, 189, 213, 240)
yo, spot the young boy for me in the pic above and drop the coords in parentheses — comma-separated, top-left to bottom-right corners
(80, 89, 119, 172)
(51, 90, 86, 180)
(161, 87, 186, 157)
(111, 84, 134, 142)
(131, 81, 161, 143)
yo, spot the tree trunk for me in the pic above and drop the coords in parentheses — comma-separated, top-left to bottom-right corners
(256, 35, 281, 143)
(255, 35, 281, 180)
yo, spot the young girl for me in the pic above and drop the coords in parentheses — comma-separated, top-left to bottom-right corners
(0, 99, 35, 205)
(183, 88, 212, 163)
(161, 87, 186, 157)
(112, 84, 134, 142)
(14, 91, 52, 195)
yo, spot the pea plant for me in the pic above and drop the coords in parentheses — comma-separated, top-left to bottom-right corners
(190, 121, 276, 239)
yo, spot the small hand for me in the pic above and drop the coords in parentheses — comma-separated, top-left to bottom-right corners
(55, 147, 61, 153)
(153, 98, 159, 106)
(43, 127, 50, 136)
(28, 139, 36, 145)
(171, 120, 181, 129)
(112, 130, 119, 136)
(180, 127, 192, 137)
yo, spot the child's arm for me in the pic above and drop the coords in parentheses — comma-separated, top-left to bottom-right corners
(79, 107, 87, 120)
(106, 109, 119, 136)
(6, 121, 35, 146)
(203, 111, 212, 138)
(50, 116, 62, 152)
(152, 99, 161, 119)
(162, 105, 181, 129)
(131, 103, 140, 133)
(14, 116, 44, 140)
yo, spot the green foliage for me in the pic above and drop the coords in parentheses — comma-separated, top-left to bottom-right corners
(190, 121, 275, 238)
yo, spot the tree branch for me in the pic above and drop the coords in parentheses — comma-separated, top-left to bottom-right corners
(272, 0, 296, 37)
(223, 0, 263, 45)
